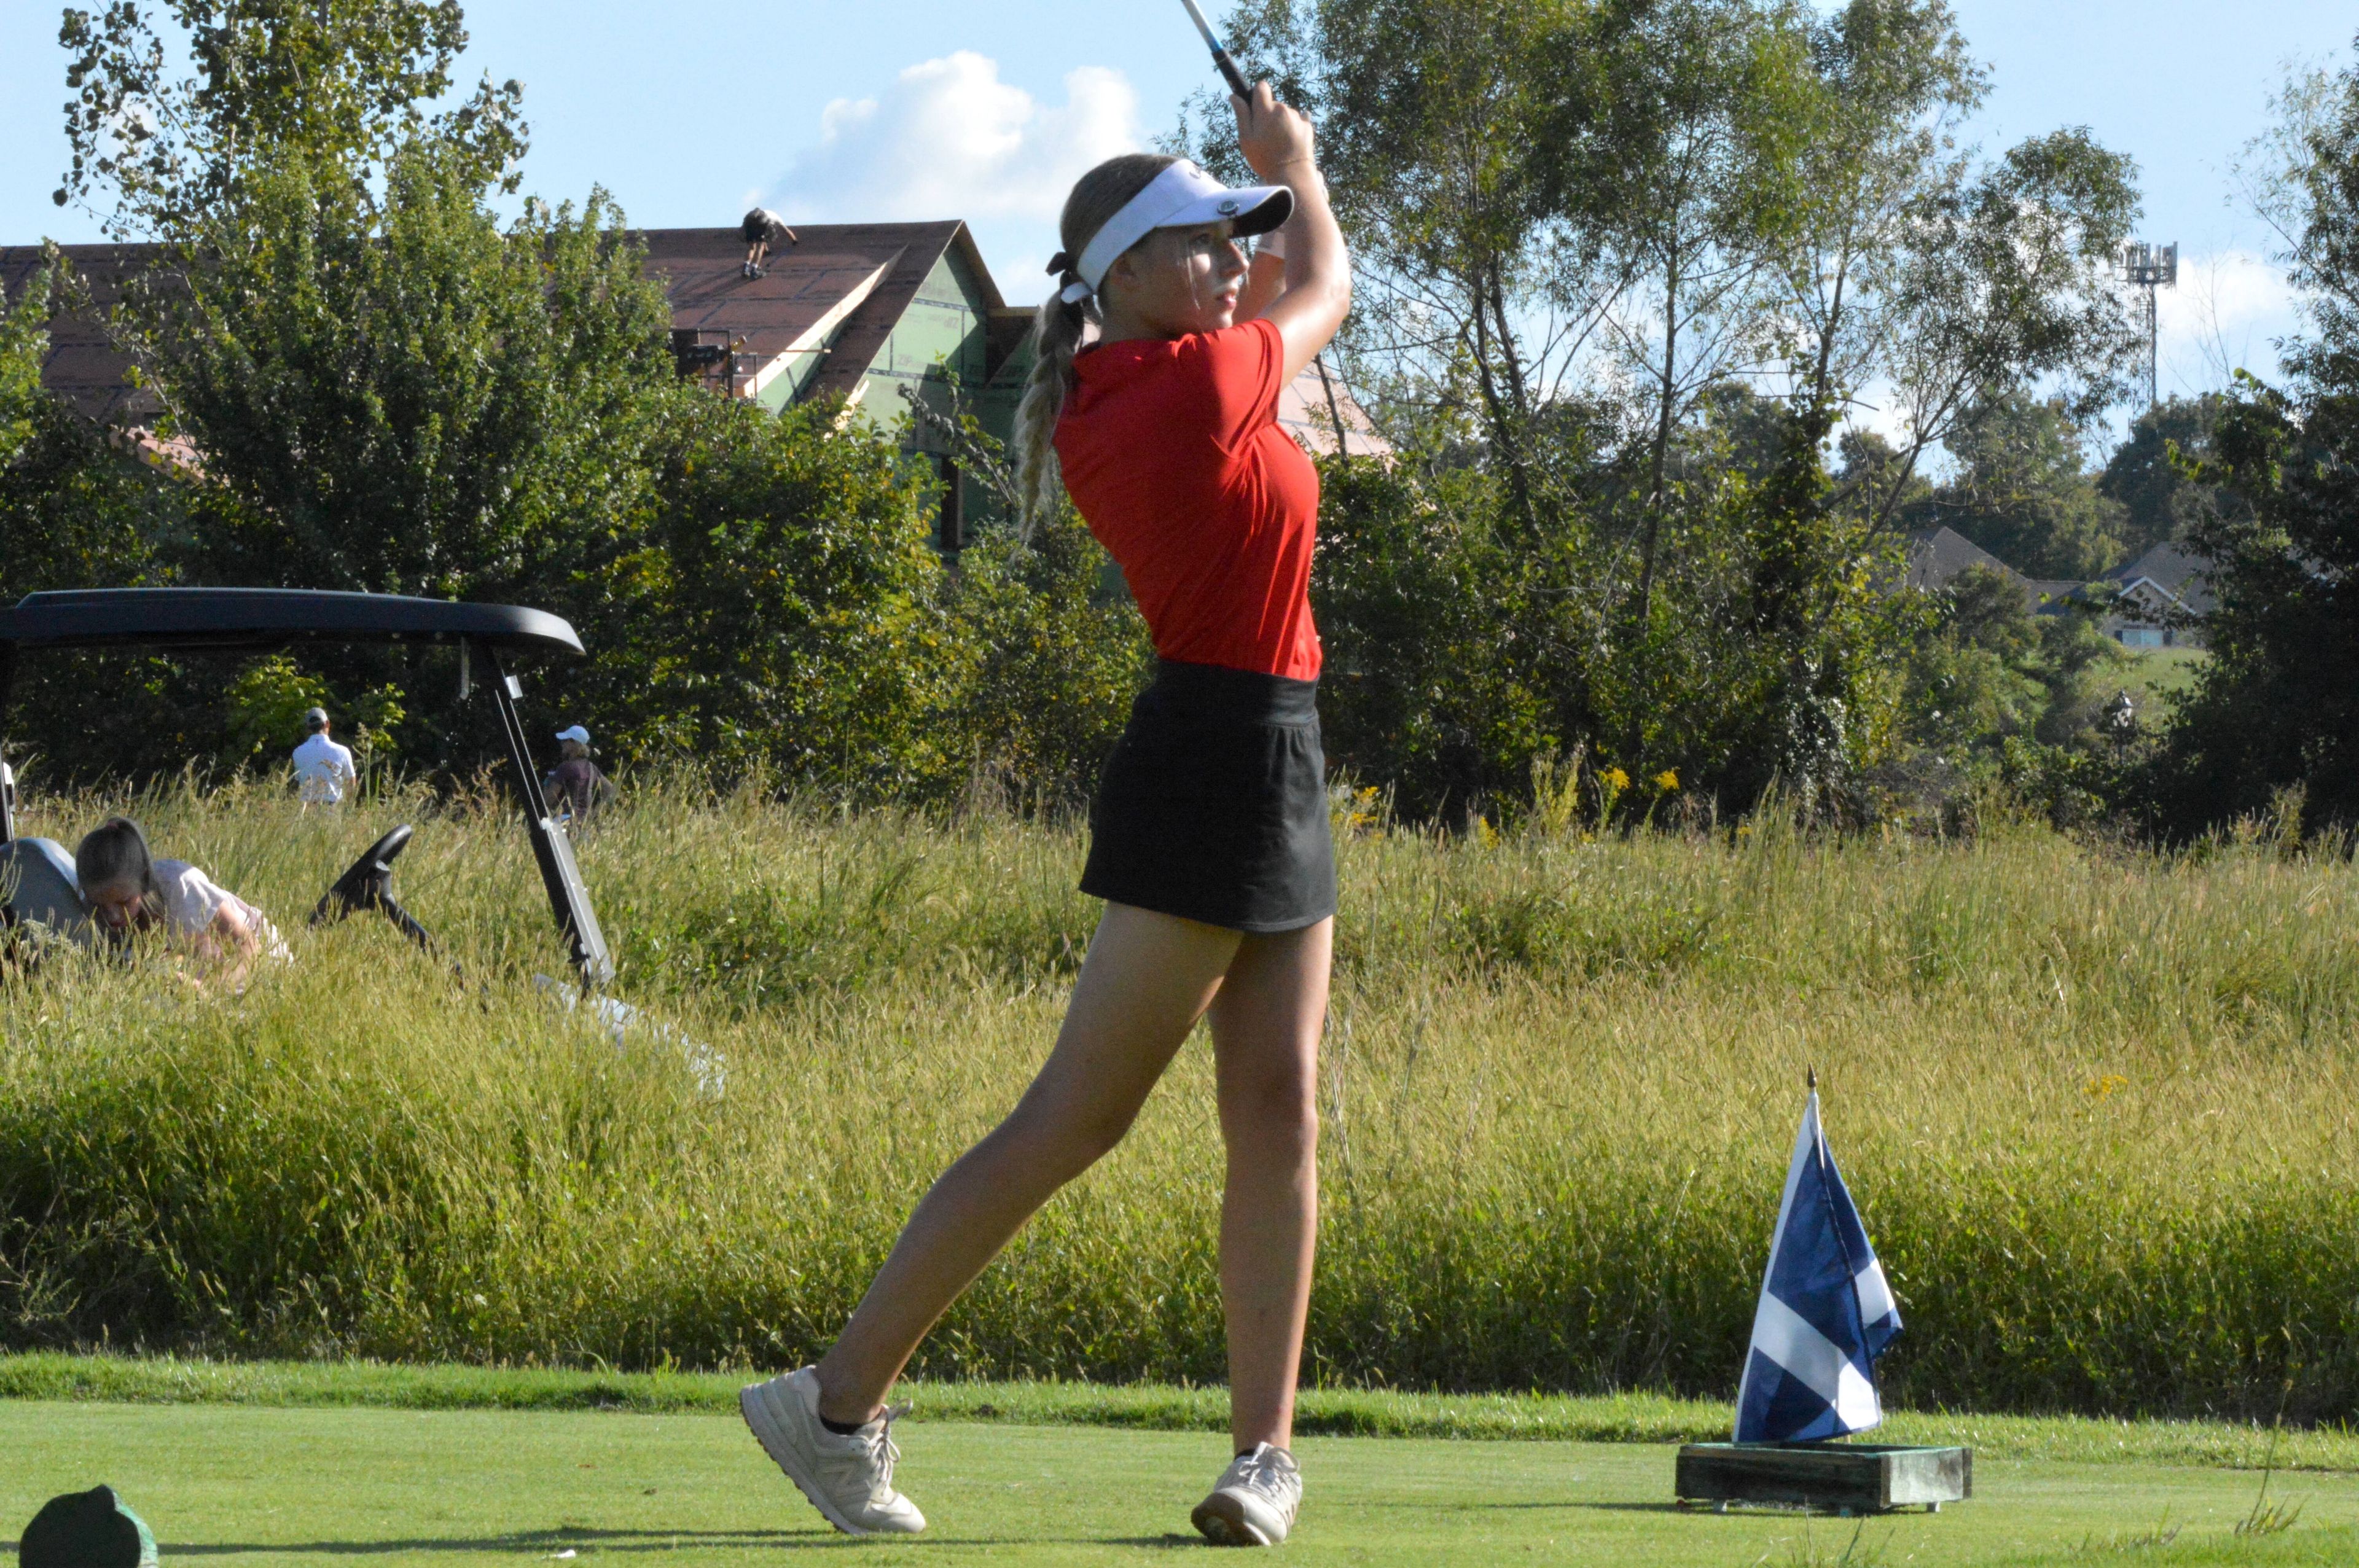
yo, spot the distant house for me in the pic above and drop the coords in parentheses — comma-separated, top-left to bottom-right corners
(1901, 527, 2083, 614)
(1, 221, 1388, 550)
(2095, 542, 2212, 650)
(1899, 526, 2013, 591)
(1900, 526, 2210, 649)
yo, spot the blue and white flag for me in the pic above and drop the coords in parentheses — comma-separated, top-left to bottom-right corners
(1733, 1085, 1901, 1443)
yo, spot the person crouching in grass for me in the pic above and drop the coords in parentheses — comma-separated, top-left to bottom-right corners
(735, 77, 1350, 1549)
(75, 816, 288, 990)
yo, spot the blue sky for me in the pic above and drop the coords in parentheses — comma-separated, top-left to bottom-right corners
(1, 0, 2349, 400)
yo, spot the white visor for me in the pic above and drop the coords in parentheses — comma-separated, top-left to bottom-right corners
(1063, 162, 1294, 304)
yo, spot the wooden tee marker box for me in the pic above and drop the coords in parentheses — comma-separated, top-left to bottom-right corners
(1675, 1442, 1972, 1515)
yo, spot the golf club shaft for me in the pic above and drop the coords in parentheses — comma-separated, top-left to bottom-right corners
(1178, 0, 1252, 98)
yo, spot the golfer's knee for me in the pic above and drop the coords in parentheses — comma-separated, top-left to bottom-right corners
(1226, 1076, 1318, 1156)
(996, 1099, 1135, 1179)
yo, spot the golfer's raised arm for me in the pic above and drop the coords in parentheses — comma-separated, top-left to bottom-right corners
(1233, 82, 1348, 383)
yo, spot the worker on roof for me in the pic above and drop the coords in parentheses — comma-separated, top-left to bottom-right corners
(743, 209, 797, 279)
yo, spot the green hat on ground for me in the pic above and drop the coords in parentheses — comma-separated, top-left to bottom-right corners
(20, 1486, 159, 1568)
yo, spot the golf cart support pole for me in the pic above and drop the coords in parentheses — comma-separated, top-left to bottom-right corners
(0, 642, 16, 844)
(472, 637, 614, 989)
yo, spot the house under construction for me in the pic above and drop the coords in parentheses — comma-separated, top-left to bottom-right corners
(1, 218, 1389, 550)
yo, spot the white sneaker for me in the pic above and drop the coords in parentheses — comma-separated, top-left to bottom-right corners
(739, 1367, 926, 1535)
(1192, 1443, 1301, 1546)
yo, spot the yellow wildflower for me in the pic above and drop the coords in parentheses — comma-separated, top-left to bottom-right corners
(1654, 770, 1680, 792)
(1600, 767, 1630, 791)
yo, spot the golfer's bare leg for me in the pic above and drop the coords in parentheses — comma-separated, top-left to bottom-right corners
(813, 902, 1240, 1424)
(1208, 918, 1331, 1454)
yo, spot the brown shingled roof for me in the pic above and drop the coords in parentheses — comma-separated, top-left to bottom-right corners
(8, 223, 1395, 464)
(6, 224, 1017, 427)
(641, 220, 1012, 404)
(0, 243, 164, 427)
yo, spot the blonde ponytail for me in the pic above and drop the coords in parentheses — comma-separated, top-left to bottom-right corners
(1012, 293, 1089, 534)
(1011, 152, 1180, 534)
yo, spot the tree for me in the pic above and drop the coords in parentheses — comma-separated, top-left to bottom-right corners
(565, 392, 964, 800)
(0, 252, 217, 787)
(1191, 0, 2143, 822)
(130, 141, 674, 606)
(1567, 0, 1807, 619)
(2097, 395, 2246, 559)
(1913, 391, 2126, 579)
(1850, 130, 2143, 537)
(38, 0, 984, 797)
(2143, 36, 2359, 833)
(58, 0, 523, 238)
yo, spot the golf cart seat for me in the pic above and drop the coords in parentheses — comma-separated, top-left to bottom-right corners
(0, 837, 93, 949)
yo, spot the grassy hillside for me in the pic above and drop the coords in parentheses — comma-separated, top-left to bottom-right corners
(4, 777, 2357, 1422)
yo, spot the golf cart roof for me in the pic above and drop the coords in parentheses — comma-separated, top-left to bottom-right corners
(0, 588, 582, 656)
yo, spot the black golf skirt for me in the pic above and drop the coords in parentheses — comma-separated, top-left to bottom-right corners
(1080, 659, 1337, 934)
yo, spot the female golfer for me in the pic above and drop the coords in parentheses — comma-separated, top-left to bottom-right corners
(738, 81, 1349, 1548)
(76, 815, 288, 988)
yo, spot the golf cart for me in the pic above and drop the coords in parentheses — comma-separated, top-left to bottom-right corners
(0, 587, 612, 987)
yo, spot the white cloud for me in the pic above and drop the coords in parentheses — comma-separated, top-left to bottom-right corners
(762, 52, 1140, 292)
(2156, 247, 2301, 394)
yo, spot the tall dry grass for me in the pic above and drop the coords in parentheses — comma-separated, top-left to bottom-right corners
(4, 776, 2358, 1422)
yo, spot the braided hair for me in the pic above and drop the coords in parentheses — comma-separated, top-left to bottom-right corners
(1012, 153, 1179, 530)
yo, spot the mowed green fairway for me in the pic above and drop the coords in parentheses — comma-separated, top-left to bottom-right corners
(10, 1402, 2359, 1566)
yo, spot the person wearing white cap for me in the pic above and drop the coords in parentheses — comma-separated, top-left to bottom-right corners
(290, 707, 356, 806)
(543, 725, 612, 820)
(735, 80, 1348, 1548)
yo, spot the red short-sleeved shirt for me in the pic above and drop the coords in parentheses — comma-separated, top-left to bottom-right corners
(1054, 318, 1322, 681)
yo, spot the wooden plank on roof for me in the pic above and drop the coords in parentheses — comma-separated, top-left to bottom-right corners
(741, 253, 899, 403)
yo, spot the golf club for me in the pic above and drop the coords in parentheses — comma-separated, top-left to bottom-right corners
(1178, 0, 1251, 99)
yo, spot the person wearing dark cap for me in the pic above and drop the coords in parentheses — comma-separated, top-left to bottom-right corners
(743, 209, 797, 279)
(291, 706, 356, 806)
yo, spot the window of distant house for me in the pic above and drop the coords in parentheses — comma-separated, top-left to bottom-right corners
(2119, 627, 2165, 649)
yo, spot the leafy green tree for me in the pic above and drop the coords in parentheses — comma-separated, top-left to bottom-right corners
(2097, 395, 2245, 558)
(58, 0, 523, 237)
(936, 507, 1155, 808)
(132, 141, 674, 606)
(1568, 0, 1811, 617)
(1899, 564, 2043, 759)
(2142, 36, 2359, 833)
(0, 263, 50, 470)
(1862, 130, 2144, 534)
(38, 0, 982, 798)
(1771, 0, 1984, 431)
(1312, 458, 1555, 818)
(566, 394, 960, 800)
(1914, 391, 2127, 578)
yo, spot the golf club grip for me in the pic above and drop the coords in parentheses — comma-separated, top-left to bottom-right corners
(1213, 47, 1250, 99)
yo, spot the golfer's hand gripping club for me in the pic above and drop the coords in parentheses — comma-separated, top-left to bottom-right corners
(1232, 81, 1316, 188)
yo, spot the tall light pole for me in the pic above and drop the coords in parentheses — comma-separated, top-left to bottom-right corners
(2118, 241, 2178, 408)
